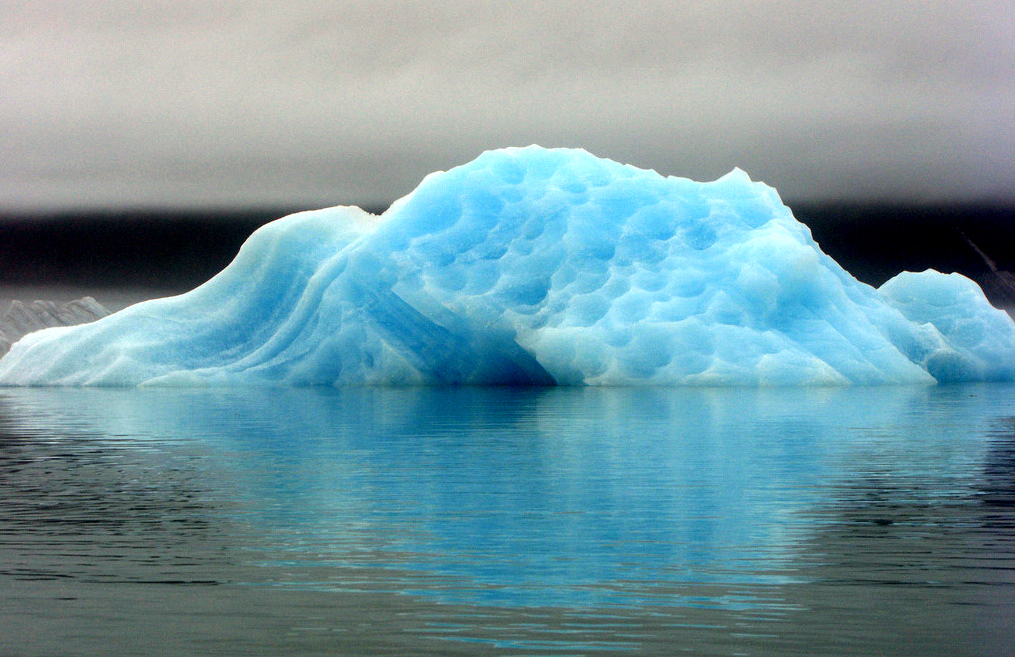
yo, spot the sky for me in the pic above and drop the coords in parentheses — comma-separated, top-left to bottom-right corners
(2, 1, 1013, 211)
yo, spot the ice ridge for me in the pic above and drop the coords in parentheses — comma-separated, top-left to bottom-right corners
(2, 146, 1014, 386)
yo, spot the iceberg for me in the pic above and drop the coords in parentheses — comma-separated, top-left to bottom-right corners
(2, 146, 1014, 387)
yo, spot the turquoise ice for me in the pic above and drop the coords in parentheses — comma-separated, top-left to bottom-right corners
(2, 146, 1014, 386)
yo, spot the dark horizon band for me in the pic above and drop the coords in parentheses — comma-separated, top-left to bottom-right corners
(1, 203, 1012, 307)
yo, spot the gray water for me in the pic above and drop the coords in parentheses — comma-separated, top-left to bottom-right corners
(1, 384, 1013, 656)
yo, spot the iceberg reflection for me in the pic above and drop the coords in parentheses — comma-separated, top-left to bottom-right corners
(2, 384, 1010, 611)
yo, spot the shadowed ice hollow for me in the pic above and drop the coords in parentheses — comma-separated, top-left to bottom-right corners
(2, 146, 1014, 386)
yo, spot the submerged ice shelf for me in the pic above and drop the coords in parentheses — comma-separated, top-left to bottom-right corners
(2, 146, 1015, 387)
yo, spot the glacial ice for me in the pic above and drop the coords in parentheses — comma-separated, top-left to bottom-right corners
(1, 146, 1014, 387)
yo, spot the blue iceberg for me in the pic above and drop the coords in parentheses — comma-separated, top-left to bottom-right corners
(2, 146, 1014, 386)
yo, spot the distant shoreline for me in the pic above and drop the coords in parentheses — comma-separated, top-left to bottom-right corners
(0, 286, 176, 313)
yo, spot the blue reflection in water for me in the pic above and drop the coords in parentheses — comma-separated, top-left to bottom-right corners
(1, 384, 1012, 612)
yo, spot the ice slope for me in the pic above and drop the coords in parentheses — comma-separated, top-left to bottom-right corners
(2, 146, 1014, 386)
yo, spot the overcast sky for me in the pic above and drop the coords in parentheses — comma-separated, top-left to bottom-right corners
(2, 1, 1013, 211)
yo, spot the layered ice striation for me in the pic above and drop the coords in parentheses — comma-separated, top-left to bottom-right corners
(2, 146, 1014, 386)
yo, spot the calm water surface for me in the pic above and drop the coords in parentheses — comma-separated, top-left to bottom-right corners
(1, 384, 1013, 656)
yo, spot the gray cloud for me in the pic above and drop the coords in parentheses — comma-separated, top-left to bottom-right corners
(2, 1, 1012, 210)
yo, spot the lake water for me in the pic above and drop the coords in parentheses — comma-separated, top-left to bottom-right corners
(2, 383, 1014, 656)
